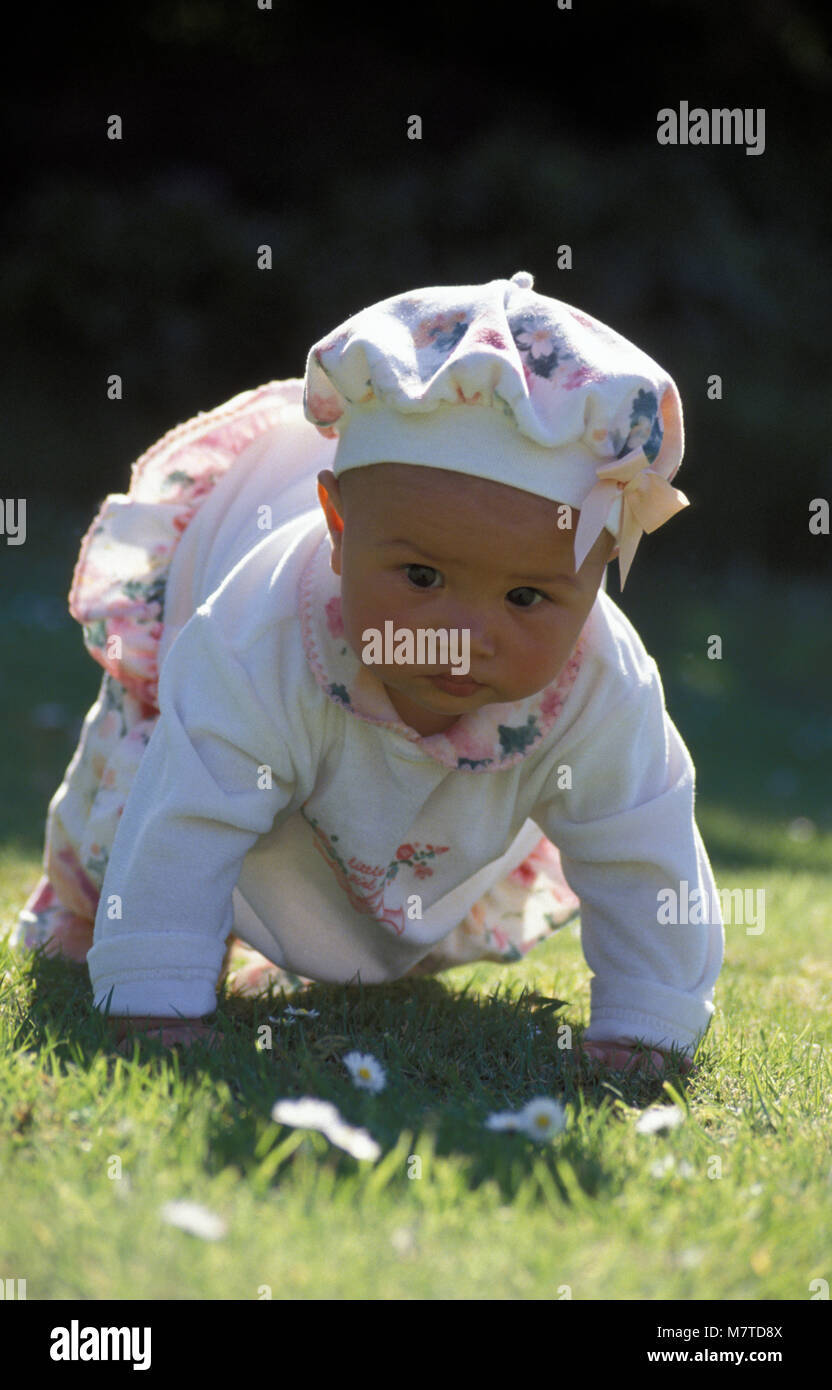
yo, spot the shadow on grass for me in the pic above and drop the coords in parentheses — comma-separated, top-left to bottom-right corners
(9, 946, 701, 1207)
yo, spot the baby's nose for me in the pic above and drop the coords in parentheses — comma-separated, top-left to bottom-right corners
(448, 605, 496, 657)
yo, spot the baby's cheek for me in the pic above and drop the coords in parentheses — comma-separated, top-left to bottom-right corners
(341, 577, 410, 665)
(339, 580, 382, 654)
(349, 562, 391, 614)
(515, 622, 572, 688)
(510, 642, 544, 686)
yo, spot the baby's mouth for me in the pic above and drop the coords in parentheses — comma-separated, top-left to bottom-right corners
(427, 673, 484, 696)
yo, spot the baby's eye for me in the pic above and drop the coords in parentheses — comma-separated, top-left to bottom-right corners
(404, 564, 442, 589)
(507, 586, 544, 608)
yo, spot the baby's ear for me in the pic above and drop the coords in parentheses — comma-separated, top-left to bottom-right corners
(317, 471, 344, 531)
(317, 470, 344, 574)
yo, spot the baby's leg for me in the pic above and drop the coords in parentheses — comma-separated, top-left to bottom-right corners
(220, 937, 311, 998)
(11, 672, 157, 965)
(404, 836, 580, 976)
(13, 879, 95, 962)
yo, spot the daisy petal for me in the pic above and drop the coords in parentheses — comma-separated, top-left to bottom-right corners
(327, 1120, 381, 1161)
(271, 1096, 381, 1161)
(635, 1105, 685, 1134)
(485, 1111, 521, 1131)
(271, 1097, 341, 1131)
(160, 1200, 227, 1241)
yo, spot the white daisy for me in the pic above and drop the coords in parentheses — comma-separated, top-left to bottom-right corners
(517, 1098, 567, 1141)
(635, 1105, 685, 1135)
(160, 1200, 227, 1241)
(284, 1005, 320, 1018)
(485, 1097, 566, 1141)
(343, 1051, 386, 1093)
(271, 1096, 380, 1161)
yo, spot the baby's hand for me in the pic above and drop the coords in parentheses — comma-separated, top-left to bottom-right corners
(107, 1015, 219, 1055)
(580, 1036, 693, 1077)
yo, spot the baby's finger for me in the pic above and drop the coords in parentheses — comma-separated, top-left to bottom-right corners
(625, 1047, 695, 1076)
(624, 1048, 667, 1074)
(581, 1043, 663, 1074)
(114, 1022, 217, 1054)
(579, 1042, 630, 1070)
(161, 1025, 218, 1049)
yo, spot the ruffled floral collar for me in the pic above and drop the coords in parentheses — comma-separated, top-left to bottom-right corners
(297, 529, 587, 771)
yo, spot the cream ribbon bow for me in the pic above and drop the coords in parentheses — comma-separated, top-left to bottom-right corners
(572, 446, 689, 589)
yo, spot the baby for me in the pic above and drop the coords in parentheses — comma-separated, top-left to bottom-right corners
(13, 270, 724, 1076)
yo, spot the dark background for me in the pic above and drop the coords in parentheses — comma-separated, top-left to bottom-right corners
(0, 1, 829, 871)
(2, 0, 831, 580)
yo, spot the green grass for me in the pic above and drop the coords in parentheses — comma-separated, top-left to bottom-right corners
(0, 499, 830, 1299)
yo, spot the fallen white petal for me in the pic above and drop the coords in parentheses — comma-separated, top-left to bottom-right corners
(327, 1120, 381, 1161)
(485, 1111, 522, 1131)
(271, 1096, 380, 1160)
(272, 1097, 341, 1131)
(635, 1105, 685, 1134)
(649, 1155, 676, 1178)
(160, 1200, 227, 1241)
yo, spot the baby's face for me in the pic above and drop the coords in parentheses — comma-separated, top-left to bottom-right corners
(318, 463, 615, 737)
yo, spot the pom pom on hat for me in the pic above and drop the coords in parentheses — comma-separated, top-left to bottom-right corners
(303, 272, 688, 587)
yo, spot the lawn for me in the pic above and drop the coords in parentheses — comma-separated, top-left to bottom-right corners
(0, 497, 829, 1301)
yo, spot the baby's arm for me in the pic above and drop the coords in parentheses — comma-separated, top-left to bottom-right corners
(103, 935, 240, 1052)
(533, 633, 724, 1066)
(88, 602, 309, 1027)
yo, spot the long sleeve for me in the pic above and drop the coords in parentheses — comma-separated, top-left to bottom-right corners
(86, 604, 307, 1018)
(532, 606, 724, 1056)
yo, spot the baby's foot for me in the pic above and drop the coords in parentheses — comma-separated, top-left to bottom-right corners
(222, 939, 297, 998)
(13, 902, 95, 964)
